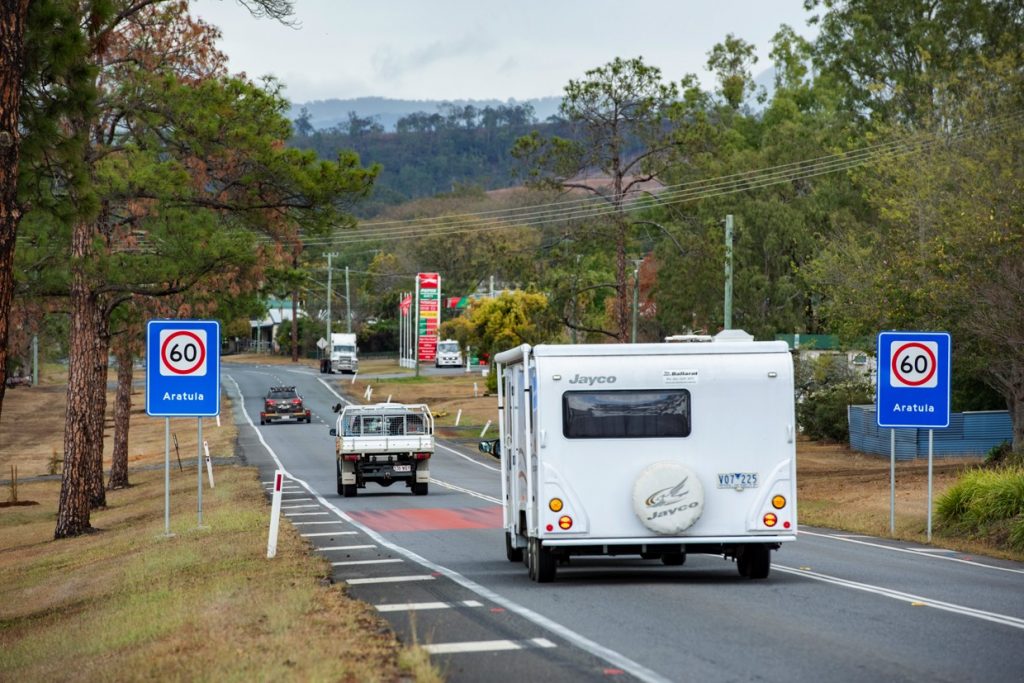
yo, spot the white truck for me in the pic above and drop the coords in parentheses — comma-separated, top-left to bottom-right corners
(330, 403, 433, 496)
(434, 339, 464, 368)
(320, 332, 358, 374)
(483, 330, 797, 582)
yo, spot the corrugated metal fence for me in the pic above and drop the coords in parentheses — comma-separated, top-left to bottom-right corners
(848, 405, 1012, 460)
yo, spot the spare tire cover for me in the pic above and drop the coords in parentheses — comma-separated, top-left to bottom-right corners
(632, 462, 705, 534)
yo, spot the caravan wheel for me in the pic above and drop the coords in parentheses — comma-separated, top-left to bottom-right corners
(505, 532, 523, 562)
(528, 538, 556, 583)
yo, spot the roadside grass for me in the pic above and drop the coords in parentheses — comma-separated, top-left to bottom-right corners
(935, 467, 1024, 550)
(0, 468, 440, 682)
(344, 367, 498, 429)
(0, 364, 442, 683)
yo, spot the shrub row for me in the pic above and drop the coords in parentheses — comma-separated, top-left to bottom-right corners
(936, 467, 1024, 550)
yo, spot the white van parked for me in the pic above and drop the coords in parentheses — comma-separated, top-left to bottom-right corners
(483, 330, 797, 582)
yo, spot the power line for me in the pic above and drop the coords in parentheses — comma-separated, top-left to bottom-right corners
(263, 110, 1024, 248)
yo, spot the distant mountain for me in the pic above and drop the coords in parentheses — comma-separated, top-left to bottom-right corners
(288, 96, 563, 132)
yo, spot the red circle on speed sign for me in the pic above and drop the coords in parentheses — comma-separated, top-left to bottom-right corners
(161, 330, 206, 375)
(891, 341, 937, 387)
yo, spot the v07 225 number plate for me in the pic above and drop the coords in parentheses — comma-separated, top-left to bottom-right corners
(717, 472, 758, 489)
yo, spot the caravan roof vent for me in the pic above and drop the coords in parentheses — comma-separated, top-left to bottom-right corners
(714, 329, 755, 342)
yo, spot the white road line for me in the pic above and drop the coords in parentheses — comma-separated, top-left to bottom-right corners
(800, 530, 1024, 574)
(434, 442, 500, 472)
(776, 565, 1024, 630)
(376, 600, 484, 613)
(281, 504, 321, 510)
(422, 638, 556, 655)
(227, 373, 674, 683)
(431, 479, 501, 504)
(285, 512, 329, 517)
(332, 559, 404, 567)
(291, 521, 346, 526)
(319, 544, 376, 551)
(345, 574, 436, 585)
(301, 531, 358, 537)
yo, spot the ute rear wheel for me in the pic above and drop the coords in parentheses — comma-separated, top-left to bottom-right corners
(412, 481, 428, 495)
(336, 461, 344, 496)
(342, 483, 357, 498)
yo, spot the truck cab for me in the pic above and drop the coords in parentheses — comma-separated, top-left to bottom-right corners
(320, 333, 359, 374)
(434, 339, 463, 368)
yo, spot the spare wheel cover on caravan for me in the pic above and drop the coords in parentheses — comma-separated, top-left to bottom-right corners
(632, 462, 705, 534)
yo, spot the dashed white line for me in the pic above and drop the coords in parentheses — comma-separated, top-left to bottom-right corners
(291, 521, 346, 526)
(301, 531, 358, 537)
(345, 574, 436, 585)
(376, 600, 484, 613)
(285, 512, 329, 517)
(422, 638, 556, 655)
(320, 544, 376, 551)
(331, 559, 404, 567)
(281, 504, 322, 510)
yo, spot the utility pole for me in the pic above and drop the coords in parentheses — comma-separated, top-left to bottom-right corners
(631, 260, 641, 343)
(326, 253, 333, 348)
(724, 214, 734, 330)
(345, 266, 351, 333)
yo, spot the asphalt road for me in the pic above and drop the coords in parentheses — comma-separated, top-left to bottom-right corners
(225, 361, 1024, 683)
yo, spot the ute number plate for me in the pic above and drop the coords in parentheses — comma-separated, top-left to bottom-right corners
(717, 472, 758, 489)
(393, 465, 412, 473)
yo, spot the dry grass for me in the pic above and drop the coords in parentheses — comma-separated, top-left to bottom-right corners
(0, 362, 442, 683)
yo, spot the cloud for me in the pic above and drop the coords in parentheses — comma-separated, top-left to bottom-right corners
(371, 32, 494, 82)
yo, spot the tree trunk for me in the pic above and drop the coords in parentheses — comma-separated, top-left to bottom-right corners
(0, 0, 30, 423)
(291, 287, 299, 361)
(108, 342, 134, 490)
(55, 222, 98, 537)
(1011, 392, 1024, 454)
(85, 298, 110, 508)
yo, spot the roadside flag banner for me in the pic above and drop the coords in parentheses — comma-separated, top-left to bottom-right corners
(399, 293, 412, 316)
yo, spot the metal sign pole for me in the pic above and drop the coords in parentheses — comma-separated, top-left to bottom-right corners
(927, 429, 934, 542)
(165, 417, 171, 536)
(197, 417, 203, 527)
(890, 429, 896, 536)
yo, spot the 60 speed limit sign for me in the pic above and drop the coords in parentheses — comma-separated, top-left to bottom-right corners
(146, 320, 220, 417)
(159, 329, 208, 376)
(876, 331, 950, 428)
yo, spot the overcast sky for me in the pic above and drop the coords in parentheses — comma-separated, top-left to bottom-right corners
(192, 0, 818, 104)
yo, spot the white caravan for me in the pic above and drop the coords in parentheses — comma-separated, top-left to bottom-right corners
(486, 330, 796, 582)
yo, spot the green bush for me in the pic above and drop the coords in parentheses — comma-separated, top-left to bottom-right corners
(797, 380, 874, 442)
(936, 467, 1024, 550)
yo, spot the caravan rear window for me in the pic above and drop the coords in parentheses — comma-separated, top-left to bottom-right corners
(562, 390, 691, 439)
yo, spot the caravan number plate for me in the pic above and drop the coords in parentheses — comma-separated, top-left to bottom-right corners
(392, 465, 411, 473)
(717, 472, 758, 489)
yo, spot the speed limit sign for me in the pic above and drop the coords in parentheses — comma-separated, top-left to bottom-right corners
(146, 320, 220, 417)
(889, 340, 938, 388)
(876, 331, 950, 428)
(159, 329, 207, 376)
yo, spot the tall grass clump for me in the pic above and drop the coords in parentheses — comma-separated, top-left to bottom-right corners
(936, 466, 1024, 550)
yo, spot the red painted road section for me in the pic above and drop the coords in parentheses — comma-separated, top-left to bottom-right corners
(348, 506, 503, 532)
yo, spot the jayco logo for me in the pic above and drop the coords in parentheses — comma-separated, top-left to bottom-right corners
(644, 477, 699, 520)
(568, 374, 617, 385)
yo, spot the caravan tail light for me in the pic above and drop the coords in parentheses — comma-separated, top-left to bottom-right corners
(558, 515, 573, 530)
(763, 513, 778, 527)
(771, 495, 787, 509)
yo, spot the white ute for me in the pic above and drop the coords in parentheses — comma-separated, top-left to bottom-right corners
(482, 330, 797, 582)
(331, 403, 433, 496)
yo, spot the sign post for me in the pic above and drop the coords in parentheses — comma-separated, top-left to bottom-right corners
(147, 320, 221, 532)
(876, 331, 951, 538)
